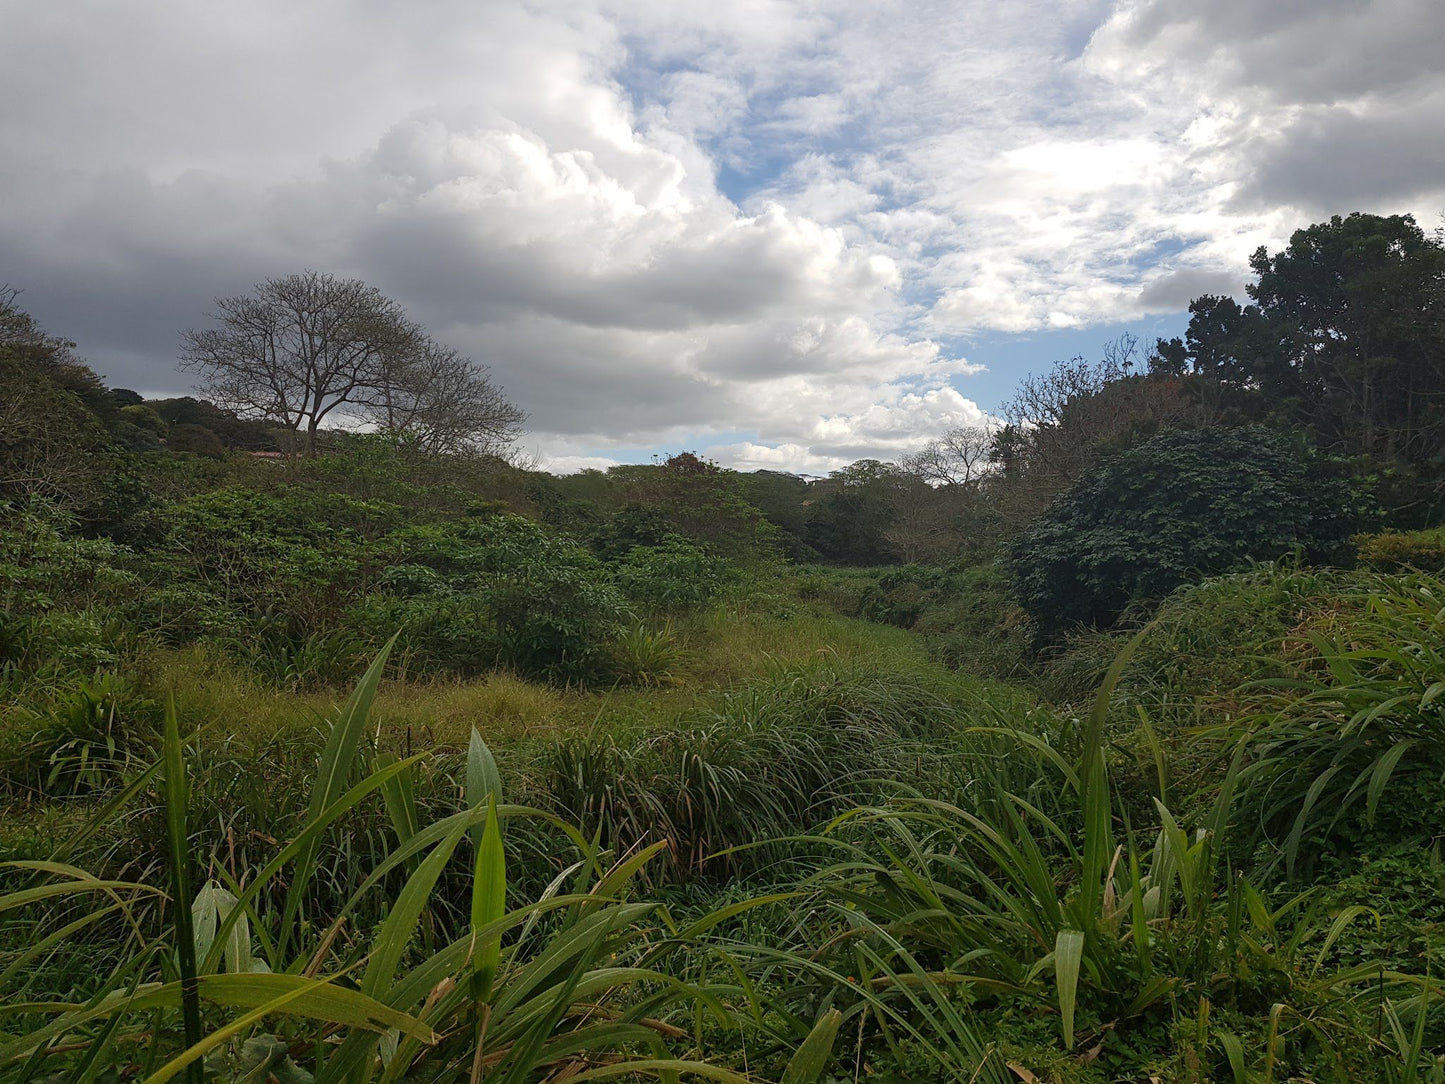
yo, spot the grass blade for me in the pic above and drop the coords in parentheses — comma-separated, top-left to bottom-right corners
(472, 795, 506, 1003)
(162, 696, 203, 1084)
(278, 635, 397, 961)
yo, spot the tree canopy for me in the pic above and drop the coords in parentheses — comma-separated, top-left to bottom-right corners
(1154, 213, 1445, 468)
(1009, 427, 1359, 639)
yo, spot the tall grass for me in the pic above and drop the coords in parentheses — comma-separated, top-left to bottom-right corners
(709, 626, 1444, 1080)
(0, 644, 857, 1083)
(4, 572, 1445, 1081)
(1222, 576, 1445, 877)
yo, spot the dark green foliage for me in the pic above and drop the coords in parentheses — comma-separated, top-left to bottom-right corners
(166, 423, 226, 458)
(1158, 213, 1445, 476)
(152, 487, 400, 632)
(456, 515, 625, 680)
(795, 562, 1029, 678)
(802, 459, 920, 565)
(149, 396, 285, 451)
(739, 469, 815, 556)
(543, 658, 984, 879)
(587, 504, 673, 559)
(0, 296, 124, 515)
(360, 515, 627, 681)
(607, 453, 782, 560)
(0, 672, 160, 797)
(1010, 427, 1360, 639)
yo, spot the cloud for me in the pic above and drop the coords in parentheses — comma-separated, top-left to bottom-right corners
(3, 0, 1443, 472)
(1234, 91, 1445, 213)
(539, 454, 624, 475)
(1087, 0, 1445, 218)
(1137, 268, 1245, 311)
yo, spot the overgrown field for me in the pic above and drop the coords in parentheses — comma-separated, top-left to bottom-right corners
(3, 534, 1444, 1081)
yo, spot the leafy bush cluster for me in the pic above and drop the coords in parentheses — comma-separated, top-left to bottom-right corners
(2, 492, 746, 693)
(1010, 427, 1361, 639)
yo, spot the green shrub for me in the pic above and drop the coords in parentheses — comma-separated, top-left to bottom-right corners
(1224, 573, 1445, 878)
(353, 592, 500, 676)
(359, 516, 626, 682)
(0, 672, 159, 797)
(453, 516, 625, 681)
(1010, 427, 1359, 640)
(612, 536, 735, 613)
(0, 501, 142, 613)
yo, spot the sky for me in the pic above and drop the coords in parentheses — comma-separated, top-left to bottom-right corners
(3, 0, 1444, 475)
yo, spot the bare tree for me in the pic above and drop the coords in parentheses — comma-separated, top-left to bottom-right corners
(898, 423, 999, 488)
(375, 342, 526, 457)
(181, 271, 523, 456)
(1002, 335, 1136, 432)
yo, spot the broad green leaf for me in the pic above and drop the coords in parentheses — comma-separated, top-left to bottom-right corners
(1365, 739, 1415, 825)
(163, 696, 203, 1084)
(782, 1007, 844, 1084)
(362, 820, 469, 1000)
(471, 794, 507, 1003)
(0, 975, 431, 1067)
(1219, 1030, 1247, 1083)
(1054, 928, 1085, 1049)
(467, 728, 502, 850)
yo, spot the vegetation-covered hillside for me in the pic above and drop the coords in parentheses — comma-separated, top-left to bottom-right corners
(2, 212, 1443, 1081)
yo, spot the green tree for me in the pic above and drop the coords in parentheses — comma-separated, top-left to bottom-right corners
(605, 453, 778, 560)
(1159, 213, 1445, 469)
(804, 460, 924, 565)
(1249, 212, 1445, 463)
(1009, 427, 1358, 640)
(0, 288, 122, 513)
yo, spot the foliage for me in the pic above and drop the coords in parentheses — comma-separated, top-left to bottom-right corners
(1357, 527, 1445, 573)
(613, 536, 736, 613)
(6, 207, 1445, 1079)
(606, 455, 782, 561)
(0, 291, 133, 517)
(1219, 575, 1445, 877)
(606, 622, 684, 686)
(1010, 427, 1360, 639)
(802, 460, 924, 565)
(1157, 212, 1445, 471)
(0, 652, 800, 1083)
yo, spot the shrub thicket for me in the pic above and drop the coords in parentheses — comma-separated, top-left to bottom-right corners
(1010, 427, 1360, 639)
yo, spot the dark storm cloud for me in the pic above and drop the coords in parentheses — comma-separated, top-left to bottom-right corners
(1233, 94, 1445, 214)
(1137, 268, 1243, 311)
(1109, 0, 1445, 104)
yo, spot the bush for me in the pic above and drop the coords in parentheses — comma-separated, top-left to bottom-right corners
(1010, 427, 1359, 640)
(612, 536, 735, 614)
(463, 516, 626, 680)
(1356, 527, 1445, 573)
(360, 515, 626, 682)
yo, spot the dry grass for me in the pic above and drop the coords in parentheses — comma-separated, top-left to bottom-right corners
(148, 606, 929, 755)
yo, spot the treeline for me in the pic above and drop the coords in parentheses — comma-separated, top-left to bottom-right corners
(4, 211, 1444, 672)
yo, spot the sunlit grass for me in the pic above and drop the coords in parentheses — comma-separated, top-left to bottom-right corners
(146, 605, 934, 753)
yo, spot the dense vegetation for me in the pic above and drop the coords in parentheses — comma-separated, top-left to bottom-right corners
(2, 211, 1444, 1082)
